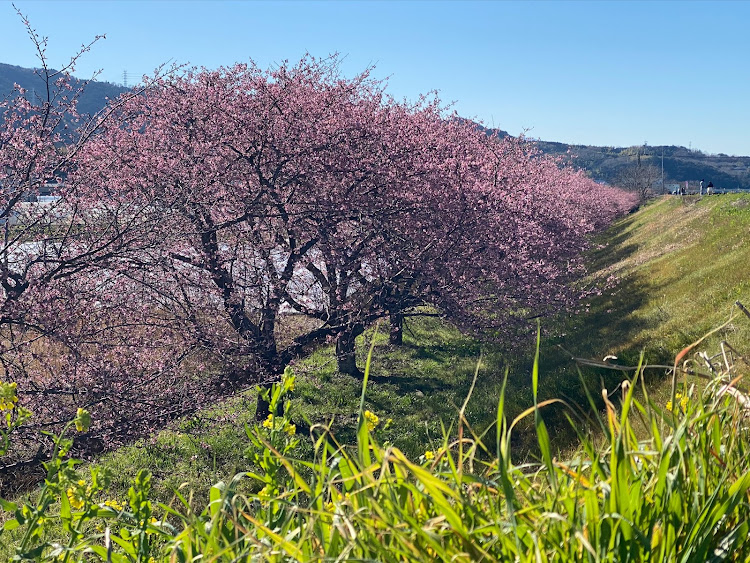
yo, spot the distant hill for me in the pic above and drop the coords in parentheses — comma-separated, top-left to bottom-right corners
(0, 62, 128, 118)
(476, 123, 750, 190)
(534, 140, 750, 191)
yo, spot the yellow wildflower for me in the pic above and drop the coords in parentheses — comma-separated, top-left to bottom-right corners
(666, 392, 689, 413)
(364, 410, 379, 431)
(74, 408, 91, 432)
(262, 414, 274, 429)
(66, 486, 85, 510)
(262, 413, 296, 435)
(424, 450, 435, 461)
(103, 499, 124, 511)
(0, 381, 18, 411)
(283, 367, 296, 392)
(257, 484, 272, 500)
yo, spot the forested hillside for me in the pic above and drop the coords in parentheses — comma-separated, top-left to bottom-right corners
(536, 139, 750, 189)
(0, 62, 127, 118)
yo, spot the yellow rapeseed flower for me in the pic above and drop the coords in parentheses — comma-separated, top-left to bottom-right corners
(66, 487, 85, 510)
(424, 450, 435, 461)
(364, 410, 379, 431)
(666, 392, 689, 413)
(74, 407, 91, 432)
(282, 366, 296, 392)
(103, 499, 124, 511)
(0, 381, 18, 411)
(262, 414, 274, 429)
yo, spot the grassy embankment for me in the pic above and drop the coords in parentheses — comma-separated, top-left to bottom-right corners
(6, 194, 750, 509)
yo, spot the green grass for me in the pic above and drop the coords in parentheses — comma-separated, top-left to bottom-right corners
(576, 194, 750, 357)
(5, 322, 750, 561)
(540, 194, 750, 417)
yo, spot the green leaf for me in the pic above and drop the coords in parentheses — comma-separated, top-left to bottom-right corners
(209, 482, 224, 517)
(60, 487, 71, 520)
(2, 518, 19, 532)
(356, 325, 379, 468)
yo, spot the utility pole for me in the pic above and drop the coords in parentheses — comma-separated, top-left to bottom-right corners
(661, 148, 665, 194)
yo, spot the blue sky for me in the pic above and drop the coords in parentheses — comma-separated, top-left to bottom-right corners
(3, 1, 749, 155)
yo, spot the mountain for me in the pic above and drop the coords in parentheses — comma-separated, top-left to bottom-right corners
(0, 62, 128, 118)
(476, 122, 750, 190)
(534, 140, 750, 191)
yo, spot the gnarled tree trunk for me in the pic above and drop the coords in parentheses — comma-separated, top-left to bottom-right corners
(335, 323, 365, 377)
(389, 310, 404, 345)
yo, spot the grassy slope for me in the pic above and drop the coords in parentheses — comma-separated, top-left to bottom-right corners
(542, 193, 750, 418)
(12, 193, 750, 509)
(576, 193, 750, 359)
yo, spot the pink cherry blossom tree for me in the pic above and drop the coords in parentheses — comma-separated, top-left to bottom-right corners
(76, 56, 639, 386)
(0, 13, 192, 478)
(74, 58, 484, 381)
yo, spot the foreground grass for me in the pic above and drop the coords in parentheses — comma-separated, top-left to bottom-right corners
(3, 327, 750, 561)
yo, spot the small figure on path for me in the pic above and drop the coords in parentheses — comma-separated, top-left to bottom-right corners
(700, 179, 704, 195)
(707, 181, 714, 195)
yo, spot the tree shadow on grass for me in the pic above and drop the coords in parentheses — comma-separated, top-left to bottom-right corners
(525, 214, 676, 452)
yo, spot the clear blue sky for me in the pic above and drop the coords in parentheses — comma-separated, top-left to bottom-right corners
(3, 1, 749, 155)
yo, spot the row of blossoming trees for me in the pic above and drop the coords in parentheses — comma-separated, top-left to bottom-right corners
(0, 51, 637, 476)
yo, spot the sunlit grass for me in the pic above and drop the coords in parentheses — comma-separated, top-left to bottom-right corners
(5, 321, 750, 561)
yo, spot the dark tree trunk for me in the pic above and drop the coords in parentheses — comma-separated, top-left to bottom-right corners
(254, 315, 285, 422)
(389, 310, 404, 345)
(335, 323, 364, 377)
(259, 307, 278, 360)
